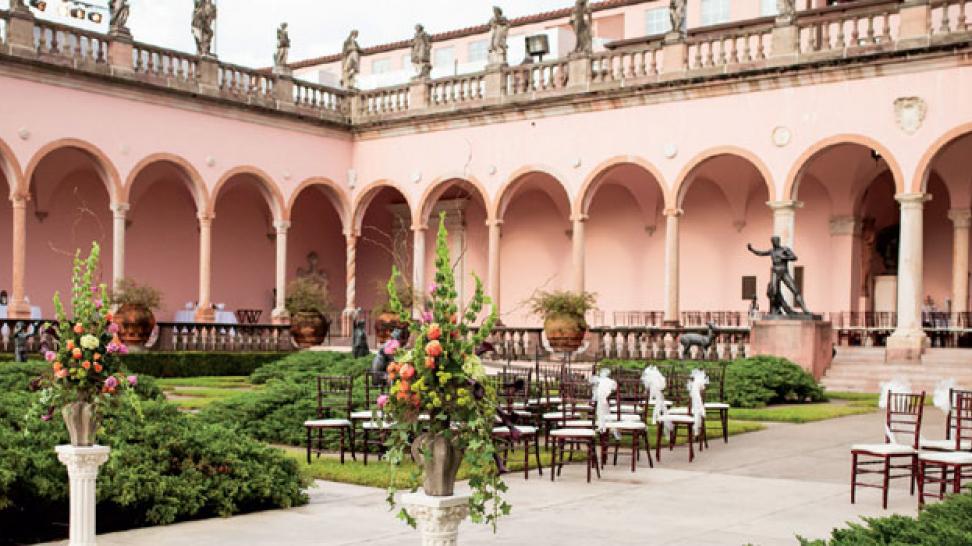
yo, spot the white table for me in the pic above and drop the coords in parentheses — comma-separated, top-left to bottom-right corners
(0, 305, 43, 319)
(173, 309, 239, 324)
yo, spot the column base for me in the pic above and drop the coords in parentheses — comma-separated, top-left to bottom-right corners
(8, 300, 32, 320)
(194, 307, 215, 323)
(401, 491, 471, 546)
(886, 329, 927, 363)
(271, 308, 290, 325)
(341, 307, 357, 338)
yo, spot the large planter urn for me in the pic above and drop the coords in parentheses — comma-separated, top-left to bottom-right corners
(115, 303, 156, 350)
(544, 313, 587, 354)
(61, 402, 99, 447)
(411, 432, 464, 497)
(375, 312, 410, 346)
(290, 312, 331, 348)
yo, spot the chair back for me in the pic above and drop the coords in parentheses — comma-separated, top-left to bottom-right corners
(496, 370, 531, 414)
(953, 390, 972, 450)
(947, 388, 972, 441)
(362, 370, 388, 409)
(316, 375, 354, 420)
(666, 369, 691, 407)
(884, 392, 925, 449)
(701, 362, 727, 404)
(556, 377, 594, 429)
(613, 374, 647, 422)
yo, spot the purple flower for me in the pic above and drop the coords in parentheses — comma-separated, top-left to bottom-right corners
(44, 351, 57, 362)
(377, 394, 389, 408)
(108, 322, 120, 334)
(105, 376, 119, 389)
(119, 343, 129, 355)
(41, 414, 52, 422)
(127, 375, 138, 387)
(106, 342, 120, 354)
(94, 298, 103, 309)
(428, 283, 438, 294)
(383, 339, 400, 355)
(421, 310, 433, 324)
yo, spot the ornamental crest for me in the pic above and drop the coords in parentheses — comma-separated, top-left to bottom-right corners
(894, 97, 926, 135)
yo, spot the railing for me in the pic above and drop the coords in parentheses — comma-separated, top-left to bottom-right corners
(686, 18, 774, 71)
(931, 0, 972, 36)
(358, 84, 410, 117)
(503, 59, 569, 96)
(428, 73, 486, 106)
(293, 80, 347, 116)
(797, 0, 900, 54)
(590, 40, 663, 84)
(132, 42, 198, 83)
(33, 18, 108, 66)
(219, 63, 274, 100)
(0, 319, 55, 355)
(147, 322, 297, 352)
(0, 9, 8, 45)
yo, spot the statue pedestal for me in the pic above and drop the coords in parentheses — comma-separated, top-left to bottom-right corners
(401, 491, 470, 546)
(751, 318, 833, 380)
(56, 445, 111, 546)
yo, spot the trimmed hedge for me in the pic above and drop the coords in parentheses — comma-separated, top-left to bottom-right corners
(800, 491, 972, 545)
(0, 362, 308, 543)
(601, 356, 826, 408)
(121, 352, 284, 378)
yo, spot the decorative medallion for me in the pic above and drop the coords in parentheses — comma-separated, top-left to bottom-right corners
(411, 171, 422, 184)
(347, 169, 357, 189)
(205, 156, 216, 167)
(663, 143, 678, 159)
(17, 128, 30, 141)
(772, 126, 791, 147)
(894, 97, 927, 135)
(573, 157, 582, 169)
(487, 165, 497, 176)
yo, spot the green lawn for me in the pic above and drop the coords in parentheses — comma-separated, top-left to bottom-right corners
(826, 391, 935, 408)
(159, 376, 255, 411)
(157, 376, 253, 389)
(730, 402, 875, 423)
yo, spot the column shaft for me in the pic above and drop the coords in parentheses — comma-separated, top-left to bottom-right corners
(195, 214, 215, 322)
(887, 193, 927, 360)
(272, 221, 290, 323)
(487, 220, 502, 316)
(413, 227, 427, 309)
(950, 209, 971, 313)
(342, 234, 358, 336)
(663, 209, 682, 324)
(571, 216, 586, 293)
(111, 203, 130, 289)
(10, 195, 29, 318)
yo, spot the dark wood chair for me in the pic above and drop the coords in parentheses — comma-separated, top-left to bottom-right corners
(304, 375, 355, 464)
(656, 370, 705, 463)
(850, 391, 925, 509)
(491, 371, 543, 479)
(918, 390, 972, 505)
(702, 362, 730, 444)
(549, 377, 601, 483)
(235, 309, 263, 324)
(354, 371, 388, 464)
(602, 373, 652, 472)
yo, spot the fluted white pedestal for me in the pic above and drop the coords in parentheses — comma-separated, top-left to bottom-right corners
(401, 491, 470, 546)
(56, 445, 110, 546)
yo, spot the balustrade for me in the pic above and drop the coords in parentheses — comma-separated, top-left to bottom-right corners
(428, 73, 485, 106)
(358, 85, 410, 117)
(219, 64, 274, 100)
(590, 42, 662, 84)
(0, 319, 55, 355)
(149, 322, 297, 352)
(798, 0, 900, 54)
(503, 60, 569, 96)
(931, 0, 972, 35)
(293, 80, 347, 116)
(686, 21, 773, 71)
(132, 43, 197, 83)
(33, 19, 107, 66)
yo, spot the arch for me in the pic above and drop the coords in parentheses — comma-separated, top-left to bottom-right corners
(673, 146, 775, 208)
(913, 122, 972, 194)
(0, 136, 25, 199)
(350, 179, 414, 236)
(122, 153, 210, 213)
(784, 134, 905, 201)
(23, 138, 123, 204)
(208, 165, 285, 220)
(491, 165, 572, 221)
(574, 155, 671, 216)
(416, 174, 491, 229)
(286, 177, 351, 229)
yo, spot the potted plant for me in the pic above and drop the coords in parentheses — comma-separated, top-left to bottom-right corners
(285, 275, 332, 348)
(381, 214, 507, 528)
(373, 277, 413, 345)
(30, 243, 138, 446)
(528, 289, 597, 354)
(111, 277, 162, 350)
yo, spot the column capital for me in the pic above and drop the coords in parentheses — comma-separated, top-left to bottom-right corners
(10, 193, 29, 207)
(895, 193, 930, 208)
(110, 202, 131, 215)
(829, 215, 861, 236)
(948, 209, 972, 229)
(410, 223, 428, 232)
(197, 212, 215, 225)
(663, 208, 684, 218)
(766, 200, 803, 211)
(274, 220, 291, 232)
(485, 218, 504, 228)
(570, 213, 589, 223)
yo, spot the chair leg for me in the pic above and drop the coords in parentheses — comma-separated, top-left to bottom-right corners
(534, 434, 543, 477)
(550, 440, 558, 481)
(643, 432, 653, 468)
(918, 460, 926, 507)
(317, 429, 323, 459)
(687, 426, 695, 463)
(306, 427, 312, 465)
(655, 425, 663, 462)
(850, 452, 858, 504)
(349, 425, 357, 461)
(721, 409, 729, 443)
(363, 429, 369, 466)
(523, 437, 529, 480)
(954, 464, 963, 494)
(701, 418, 709, 450)
(339, 428, 346, 465)
(882, 457, 890, 510)
(910, 455, 917, 496)
(630, 432, 637, 472)
(586, 441, 592, 483)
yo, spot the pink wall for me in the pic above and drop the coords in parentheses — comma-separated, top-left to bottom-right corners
(288, 188, 348, 313)
(925, 177, 954, 309)
(793, 178, 832, 312)
(357, 189, 410, 315)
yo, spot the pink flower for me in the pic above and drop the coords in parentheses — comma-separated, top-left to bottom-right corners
(106, 342, 120, 354)
(376, 394, 389, 408)
(383, 339, 400, 355)
(428, 283, 437, 294)
(41, 414, 52, 422)
(104, 376, 119, 389)
(127, 375, 138, 387)
(421, 310, 433, 324)
(94, 298, 103, 309)
(44, 351, 57, 362)
(108, 322, 120, 334)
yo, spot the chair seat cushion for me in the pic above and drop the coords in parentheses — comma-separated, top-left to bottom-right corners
(919, 451, 972, 464)
(851, 443, 917, 455)
(529, 397, 562, 405)
(351, 410, 375, 420)
(605, 421, 647, 430)
(564, 419, 592, 428)
(493, 425, 538, 435)
(668, 407, 689, 415)
(543, 411, 576, 420)
(362, 421, 394, 430)
(550, 428, 596, 437)
(920, 438, 972, 451)
(705, 402, 730, 409)
(513, 410, 533, 417)
(304, 418, 351, 427)
(656, 414, 695, 424)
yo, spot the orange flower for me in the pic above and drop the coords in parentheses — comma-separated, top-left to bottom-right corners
(73, 323, 84, 334)
(72, 348, 83, 360)
(396, 390, 410, 401)
(81, 361, 91, 370)
(400, 364, 415, 380)
(105, 313, 113, 322)
(425, 340, 443, 357)
(411, 393, 421, 407)
(66, 340, 75, 350)
(93, 363, 103, 373)
(52, 362, 63, 371)
(424, 357, 436, 369)
(55, 368, 69, 379)
(399, 380, 411, 392)
(386, 363, 400, 374)
(93, 353, 102, 361)
(426, 324, 442, 341)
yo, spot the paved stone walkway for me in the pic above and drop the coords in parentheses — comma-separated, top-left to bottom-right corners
(65, 408, 946, 545)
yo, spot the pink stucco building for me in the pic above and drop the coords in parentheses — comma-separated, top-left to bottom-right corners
(0, 0, 970, 364)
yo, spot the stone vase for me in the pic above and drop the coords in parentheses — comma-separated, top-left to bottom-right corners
(115, 303, 156, 350)
(62, 402, 99, 447)
(290, 312, 330, 347)
(544, 313, 587, 353)
(411, 432, 463, 497)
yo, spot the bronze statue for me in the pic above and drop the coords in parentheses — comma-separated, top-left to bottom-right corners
(351, 309, 370, 358)
(13, 322, 28, 363)
(570, 0, 593, 55)
(341, 30, 362, 89)
(192, 0, 218, 57)
(411, 24, 432, 80)
(488, 6, 510, 65)
(748, 236, 812, 316)
(274, 23, 290, 68)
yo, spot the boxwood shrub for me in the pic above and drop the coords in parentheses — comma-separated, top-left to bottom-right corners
(600, 356, 826, 408)
(0, 362, 308, 543)
(122, 352, 284, 378)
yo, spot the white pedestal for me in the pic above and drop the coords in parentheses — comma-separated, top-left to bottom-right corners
(56, 445, 111, 546)
(401, 491, 471, 546)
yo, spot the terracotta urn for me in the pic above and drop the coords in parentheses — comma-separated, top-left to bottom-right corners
(115, 303, 156, 350)
(375, 312, 410, 345)
(411, 432, 464, 497)
(544, 313, 587, 354)
(290, 312, 330, 348)
(62, 402, 99, 447)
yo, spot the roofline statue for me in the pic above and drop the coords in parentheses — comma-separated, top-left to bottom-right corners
(570, 0, 593, 56)
(748, 236, 813, 317)
(341, 30, 362, 89)
(192, 0, 218, 58)
(411, 24, 432, 80)
(487, 6, 510, 66)
(109, 0, 131, 38)
(274, 22, 291, 72)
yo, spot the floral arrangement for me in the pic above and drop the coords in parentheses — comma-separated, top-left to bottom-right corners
(30, 243, 137, 423)
(381, 214, 506, 529)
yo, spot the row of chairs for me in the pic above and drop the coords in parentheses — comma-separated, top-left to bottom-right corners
(850, 389, 972, 508)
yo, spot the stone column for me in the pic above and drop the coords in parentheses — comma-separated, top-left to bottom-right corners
(111, 203, 130, 289)
(401, 491, 471, 546)
(663, 209, 682, 325)
(272, 221, 290, 324)
(55, 445, 111, 546)
(195, 213, 215, 323)
(829, 216, 861, 314)
(412, 225, 427, 310)
(487, 219, 502, 317)
(949, 209, 972, 313)
(341, 233, 358, 337)
(887, 193, 928, 361)
(571, 214, 587, 293)
(9, 194, 30, 319)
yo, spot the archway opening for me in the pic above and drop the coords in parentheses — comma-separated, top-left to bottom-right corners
(357, 186, 412, 318)
(288, 184, 347, 323)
